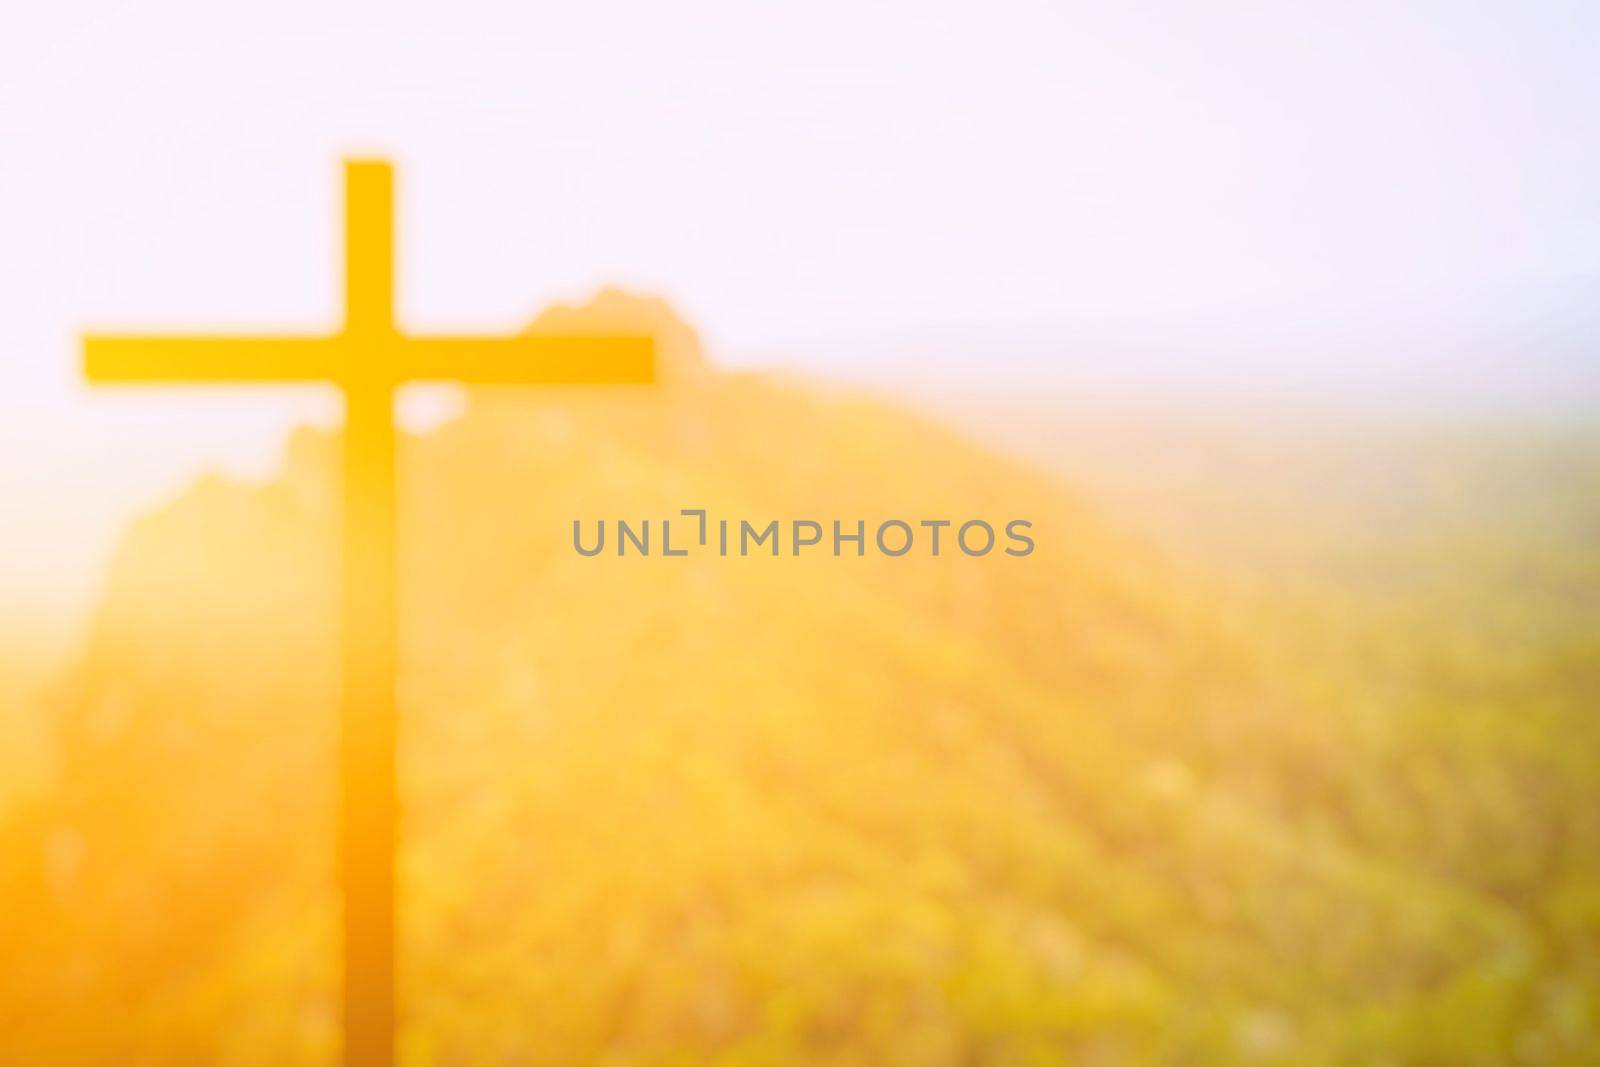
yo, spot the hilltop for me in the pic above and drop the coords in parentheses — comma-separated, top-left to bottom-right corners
(1, 293, 1596, 1065)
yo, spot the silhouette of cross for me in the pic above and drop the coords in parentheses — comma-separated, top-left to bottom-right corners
(83, 159, 654, 1066)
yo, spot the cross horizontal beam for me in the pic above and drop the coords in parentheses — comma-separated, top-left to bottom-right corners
(84, 333, 654, 386)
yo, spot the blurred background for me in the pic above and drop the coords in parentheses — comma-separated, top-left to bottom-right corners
(1, 1, 1597, 1062)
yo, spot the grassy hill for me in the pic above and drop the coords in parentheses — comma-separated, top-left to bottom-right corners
(1, 294, 1596, 1064)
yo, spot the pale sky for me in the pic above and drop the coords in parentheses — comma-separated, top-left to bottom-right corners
(2, 0, 1598, 627)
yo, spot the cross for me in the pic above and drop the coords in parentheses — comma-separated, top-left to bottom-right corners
(83, 159, 654, 1066)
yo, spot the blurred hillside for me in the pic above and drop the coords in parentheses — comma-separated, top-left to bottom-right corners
(926, 393, 1600, 593)
(1, 293, 1598, 1064)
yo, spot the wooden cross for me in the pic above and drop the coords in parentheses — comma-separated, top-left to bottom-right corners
(83, 159, 654, 1066)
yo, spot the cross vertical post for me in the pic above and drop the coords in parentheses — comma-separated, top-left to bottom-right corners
(82, 157, 655, 1067)
(339, 161, 398, 1067)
